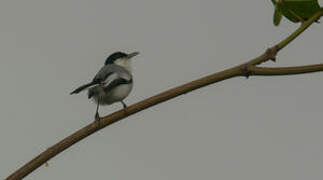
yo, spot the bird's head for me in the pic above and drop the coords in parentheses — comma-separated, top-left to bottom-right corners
(105, 51, 139, 72)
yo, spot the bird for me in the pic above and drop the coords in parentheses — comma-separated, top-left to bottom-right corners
(70, 51, 139, 121)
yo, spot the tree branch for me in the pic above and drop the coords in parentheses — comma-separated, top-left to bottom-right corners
(5, 10, 323, 180)
(248, 63, 323, 76)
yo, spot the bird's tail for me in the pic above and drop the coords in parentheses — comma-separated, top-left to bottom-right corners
(70, 81, 98, 95)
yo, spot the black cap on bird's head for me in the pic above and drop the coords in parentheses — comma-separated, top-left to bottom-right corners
(105, 51, 139, 65)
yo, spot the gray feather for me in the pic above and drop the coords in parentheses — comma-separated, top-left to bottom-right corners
(70, 64, 131, 95)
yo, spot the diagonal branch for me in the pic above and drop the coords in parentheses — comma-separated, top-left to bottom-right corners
(5, 10, 323, 180)
(248, 63, 323, 76)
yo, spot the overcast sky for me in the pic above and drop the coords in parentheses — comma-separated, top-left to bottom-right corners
(1, 1, 323, 180)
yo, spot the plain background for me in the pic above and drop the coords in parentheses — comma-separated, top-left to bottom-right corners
(1, 1, 323, 179)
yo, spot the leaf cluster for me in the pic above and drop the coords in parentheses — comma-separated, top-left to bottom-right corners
(272, 0, 321, 25)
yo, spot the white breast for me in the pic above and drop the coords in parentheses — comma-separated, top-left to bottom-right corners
(114, 58, 132, 73)
(101, 83, 133, 105)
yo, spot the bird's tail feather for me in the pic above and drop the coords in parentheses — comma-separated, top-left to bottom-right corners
(70, 81, 98, 95)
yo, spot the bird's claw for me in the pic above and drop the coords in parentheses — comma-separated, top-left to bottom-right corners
(122, 102, 127, 109)
(123, 108, 128, 115)
(95, 112, 101, 124)
(121, 101, 128, 114)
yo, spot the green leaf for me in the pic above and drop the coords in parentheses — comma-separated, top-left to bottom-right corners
(273, 8, 283, 26)
(271, 0, 321, 26)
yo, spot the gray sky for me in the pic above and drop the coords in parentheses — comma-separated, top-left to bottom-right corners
(1, 1, 323, 179)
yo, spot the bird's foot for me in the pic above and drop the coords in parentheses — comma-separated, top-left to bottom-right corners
(94, 112, 101, 126)
(121, 101, 128, 114)
(123, 108, 128, 115)
(121, 101, 127, 109)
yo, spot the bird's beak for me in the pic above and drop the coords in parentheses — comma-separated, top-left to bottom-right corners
(127, 52, 139, 59)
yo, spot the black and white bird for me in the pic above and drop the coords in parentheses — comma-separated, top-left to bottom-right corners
(70, 51, 139, 121)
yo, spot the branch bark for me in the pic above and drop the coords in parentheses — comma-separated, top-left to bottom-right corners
(5, 10, 323, 180)
(249, 63, 323, 76)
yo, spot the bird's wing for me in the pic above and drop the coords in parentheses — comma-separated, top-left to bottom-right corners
(93, 64, 132, 83)
(71, 64, 132, 95)
(98, 64, 133, 92)
(103, 77, 133, 92)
